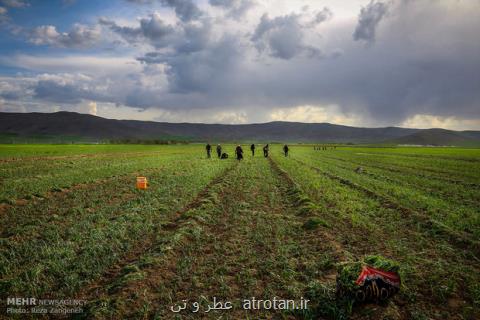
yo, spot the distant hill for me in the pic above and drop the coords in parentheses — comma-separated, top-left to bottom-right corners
(388, 128, 480, 146)
(0, 111, 479, 145)
(0, 112, 170, 141)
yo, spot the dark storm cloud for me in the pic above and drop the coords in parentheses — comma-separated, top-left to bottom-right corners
(102, 13, 212, 53)
(136, 51, 165, 64)
(99, 17, 142, 43)
(140, 14, 176, 47)
(34, 79, 87, 104)
(175, 20, 211, 53)
(100, 14, 175, 48)
(135, 31, 237, 98)
(0, 90, 21, 100)
(353, 0, 389, 43)
(251, 12, 324, 60)
(165, 35, 239, 94)
(160, 0, 202, 22)
(33, 77, 108, 104)
(126, 0, 202, 22)
(312, 7, 333, 25)
(209, 0, 235, 6)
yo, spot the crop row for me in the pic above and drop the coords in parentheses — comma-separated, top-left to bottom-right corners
(338, 146, 480, 161)
(271, 152, 480, 318)
(0, 148, 198, 202)
(79, 157, 350, 319)
(296, 151, 480, 238)
(0, 154, 231, 299)
(0, 144, 188, 159)
(326, 148, 480, 183)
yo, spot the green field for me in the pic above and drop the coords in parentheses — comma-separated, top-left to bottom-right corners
(1, 144, 479, 319)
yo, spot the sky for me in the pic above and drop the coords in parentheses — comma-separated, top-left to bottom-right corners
(0, 0, 479, 130)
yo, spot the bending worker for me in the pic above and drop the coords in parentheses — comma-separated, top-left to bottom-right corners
(235, 145, 244, 161)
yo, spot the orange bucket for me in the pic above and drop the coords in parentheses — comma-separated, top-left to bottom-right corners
(136, 176, 148, 189)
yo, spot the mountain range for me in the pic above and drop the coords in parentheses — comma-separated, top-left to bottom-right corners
(1, 111, 479, 146)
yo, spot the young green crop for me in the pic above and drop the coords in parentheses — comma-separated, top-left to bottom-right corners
(1, 144, 479, 319)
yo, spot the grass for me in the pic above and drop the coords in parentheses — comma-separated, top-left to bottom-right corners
(0, 144, 479, 319)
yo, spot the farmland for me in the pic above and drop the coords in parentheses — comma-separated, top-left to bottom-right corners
(0, 144, 479, 319)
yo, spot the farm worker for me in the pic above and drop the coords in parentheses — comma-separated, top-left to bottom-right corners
(250, 143, 255, 156)
(235, 145, 244, 161)
(206, 143, 212, 158)
(263, 144, 269, 157)
(216, 144, 222, 158)
(283, 144, 289, 157)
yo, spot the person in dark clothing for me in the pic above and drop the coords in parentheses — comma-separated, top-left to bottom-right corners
(250, 144, 255, 156)
(216, 144, 222, 158)
(263, 144, 269, 157)
(221, 152, 228, 159)
(206, 143, 212, 158)
(235, 145, 244, 161)
(283, 144, 289, 157)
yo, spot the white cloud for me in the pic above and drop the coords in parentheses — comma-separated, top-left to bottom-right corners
(29, 24, 101, 48)
(0, 54, 141, 75)
(401, 114, 480, 131)
(87, 101, 97, 115)
(269, 105, 363, 126)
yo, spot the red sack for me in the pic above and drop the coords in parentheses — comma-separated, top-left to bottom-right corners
(354, 266, 401, 302)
